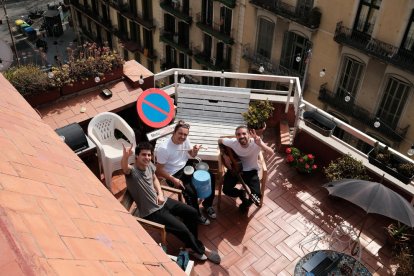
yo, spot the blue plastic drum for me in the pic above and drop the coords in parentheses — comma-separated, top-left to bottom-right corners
(192, 170, 211, 199)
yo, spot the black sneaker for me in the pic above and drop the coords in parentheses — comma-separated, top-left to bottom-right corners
(205, 207, 217, 219)
(198, 215, 210, 225)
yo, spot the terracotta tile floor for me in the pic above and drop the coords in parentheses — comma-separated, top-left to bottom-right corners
(110, 130, 396, 275)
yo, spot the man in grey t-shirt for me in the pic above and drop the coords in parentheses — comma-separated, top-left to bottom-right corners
(122, 142, 220, 264)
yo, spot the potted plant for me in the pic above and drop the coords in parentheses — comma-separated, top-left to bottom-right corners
(242, 99, 275, 135)
(385, 222, 412, 247)
(3, 64, 60, 107)
(368, 142, 414, 184)
(52, 42, 124, 95)
(285, 147, 317, 174)
(393, 246, 414, 276)
(303, 110, 336, 137)
(324, 154, 370, 182)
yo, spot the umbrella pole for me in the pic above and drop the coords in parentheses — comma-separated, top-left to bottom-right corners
(351, 216, 367, 256)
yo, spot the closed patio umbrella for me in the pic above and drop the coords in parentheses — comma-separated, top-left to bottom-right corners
(323, 179, 414, 228)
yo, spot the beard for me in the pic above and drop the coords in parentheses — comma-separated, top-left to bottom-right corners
(238, 137, 248, 145)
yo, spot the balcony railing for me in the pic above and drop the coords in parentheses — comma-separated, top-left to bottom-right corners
(318, 83, 409, 142)
(107, 1, 155, 29)
(72, 2, 113, 31)
(159, 28, 192, 55)
(213, 0, 236, 8)
(334, 21, 414, 74)
(193, 46, 231, 71)
(250, 0, 321, 30)
(159, 0, 192, 24)
(195, 13, 234, 45)
(242, 44, 302, 79)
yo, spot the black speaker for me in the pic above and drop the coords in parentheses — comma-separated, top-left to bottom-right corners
(43, 10, 63, 37)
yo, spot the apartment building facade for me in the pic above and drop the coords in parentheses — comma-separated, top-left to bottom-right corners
(69, 0, 414, 156)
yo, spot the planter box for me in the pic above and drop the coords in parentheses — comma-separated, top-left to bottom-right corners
(303, 111, 336, 137)
(368, 149, 414, 184)
(61, 66, 124, 96)
(24, 87, 60, 107)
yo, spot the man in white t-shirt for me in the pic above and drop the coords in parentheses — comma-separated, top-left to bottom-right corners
(218, 126, 273, 212)
(155, 121, 216, 225)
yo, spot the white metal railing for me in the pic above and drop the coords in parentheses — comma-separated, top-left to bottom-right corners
(154, 68, 413, 166)
(154, 68, 301, 114)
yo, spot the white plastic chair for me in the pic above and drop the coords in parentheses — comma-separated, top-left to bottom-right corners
(88, 112, 136, 189)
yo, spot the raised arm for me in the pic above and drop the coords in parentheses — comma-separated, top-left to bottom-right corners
(121, 144, 134, 175)
(250, 130, 274, 155)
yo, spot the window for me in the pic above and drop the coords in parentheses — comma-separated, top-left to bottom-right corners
(336, 56, 364, 100)
(354, 0, 381, 35)
(142, 0, 153, 20)
(202, 0, 213, 25)
(203, 34, 212, 57)
(402, 10, 414, 52)
(256, 18, 274, 59)
(296, 0, 313, 16)
(178, 53, 191, 69)
(220, 6, 232, 36)
(280, 31, 311, 75)
(376, 77, 411, 129)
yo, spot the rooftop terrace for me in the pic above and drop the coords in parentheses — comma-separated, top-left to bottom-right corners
(1, 63, 413, 275)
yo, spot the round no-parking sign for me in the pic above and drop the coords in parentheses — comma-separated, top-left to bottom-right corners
(136, 88, 175, 128)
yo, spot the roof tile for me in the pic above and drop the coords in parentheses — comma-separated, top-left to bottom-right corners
(38, 198, 83, 237)
(124, 262, 153, 275)
(62, 237, 120, 261)
(47, 259, 110, 275)
(0, 72, 184, 275)
(0, 174, 53, 198)
(0, 191, 41, 213)
(46, 186, 89, 219)
(81, 205, 126, 226)
(101, 261, 135, 275)
(21, 213, 73, 259)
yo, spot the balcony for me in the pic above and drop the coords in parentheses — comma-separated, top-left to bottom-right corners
(108, 1, 155, 29)
(334, 22, 414, 74)
(242, 44, 302, 79)
(193, 47, 231, 71)
(318, 83, 409, 142)
(195, 13, 234, 45)
(250, 0, 321, 30)
(72, 1, 113, 31)
(159, 28, 192, 55)
(213, 0, 236, 8)
(159, 0, 192, 24)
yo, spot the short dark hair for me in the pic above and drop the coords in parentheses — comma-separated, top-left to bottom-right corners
(135, 142, 153, 156)
(235, 125, 248, 133)
(173, 120, 190, 133)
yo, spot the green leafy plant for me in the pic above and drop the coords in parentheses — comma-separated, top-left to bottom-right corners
(386, 222, 411, 242)
(242, 99, 275, 129)
(51, 42, 124, 86)
(394, 245, 414, 276)
(285, 147, 317, 173)
(397, 163, 414, 177)
(324, 154, 370, 181)
(3, 65, 57, 96)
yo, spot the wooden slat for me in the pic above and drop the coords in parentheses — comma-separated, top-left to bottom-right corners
(153, 85, 251, 161)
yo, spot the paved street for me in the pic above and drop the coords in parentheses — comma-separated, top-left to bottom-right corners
(0, 0, 77, 69)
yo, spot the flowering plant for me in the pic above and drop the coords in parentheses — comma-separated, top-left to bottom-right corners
(285, 147, 317, 173)
(51, 42, 124, 87)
